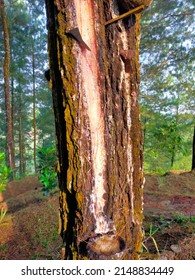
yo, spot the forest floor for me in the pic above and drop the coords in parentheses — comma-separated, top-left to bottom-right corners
(0, 171, 194, 260)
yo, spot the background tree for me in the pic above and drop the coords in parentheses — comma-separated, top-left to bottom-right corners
(192, 125, 195, 170)
(45, 0, 153, 260)
(140, 0, 195, 173)
(0, 0, 55, 176)
(0, 0, 15, 176)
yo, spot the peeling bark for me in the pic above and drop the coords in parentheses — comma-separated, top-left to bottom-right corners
(45, 0, 151, 260)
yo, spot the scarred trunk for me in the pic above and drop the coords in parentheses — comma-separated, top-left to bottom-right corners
(45, 0, 151, 260)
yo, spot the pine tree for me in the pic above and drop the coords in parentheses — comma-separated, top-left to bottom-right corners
(140, 0, 195, 172)
(45, 0, 153, 260)
(0, 0, 15, 176)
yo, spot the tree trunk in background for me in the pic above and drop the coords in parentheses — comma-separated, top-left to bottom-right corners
(1, 0, 15, 175)
(18, 90, 25, 176)
(45, 0, 152, 260)
(32, 51, 37, 172)
(192, 125, 195, 170)
(171, 98, 179, 168)
(171, 143, 176, 168)
(11, 76, 15, 177)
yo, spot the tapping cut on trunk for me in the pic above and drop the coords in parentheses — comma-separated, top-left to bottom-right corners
(45, 0, 153, 259)
(66, 27, 91, 51)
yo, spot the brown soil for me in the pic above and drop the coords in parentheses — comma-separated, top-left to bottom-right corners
(0, 172, 194, 260)
(142, 171, 195, 259)
(0, 176, 61, 260)
(144, 171, 195, 217)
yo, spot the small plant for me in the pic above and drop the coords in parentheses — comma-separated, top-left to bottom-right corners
(173, 213, 195, 224)
(190, 216, 195, 223)
(37, 146, 58, 195)
(157, 176, 164, 189)
(0, 208, 7, 225)
(174, 213, 188, 224)
(142, 224, 160, 255)
(158, 216, 172, 228)
(0, 153, 9, 192)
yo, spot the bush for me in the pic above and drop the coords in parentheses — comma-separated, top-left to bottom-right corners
(37, 147, 58, 194)
(0, 153, 9, 192)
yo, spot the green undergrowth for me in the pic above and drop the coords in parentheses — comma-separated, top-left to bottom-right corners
(37, 147, 58, 195)
(142, 213, 195, 259)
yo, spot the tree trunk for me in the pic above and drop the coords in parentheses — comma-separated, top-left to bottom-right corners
(1, 0, 15, 175)
(18, 90, 25, 176)
(32, 50, 37, 172)
(45, 0, 151, 260)
(171, 144, 175, 168)
(11, 76, 15, 177)
(192, 125, 195, 170)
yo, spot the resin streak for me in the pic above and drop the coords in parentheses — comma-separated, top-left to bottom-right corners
(74, 0, 109, 233)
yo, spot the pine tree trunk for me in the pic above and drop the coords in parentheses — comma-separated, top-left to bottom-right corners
(1, 0, 15, 174)
(18, 91, 25, 176)
(192, 125, 195, 170)
(11, 76, 15, 176)
(32, 51, 37, 172)
(19, 112, 23, 176)
(171, 145, 175, 168)
(45, 0, 151, 260)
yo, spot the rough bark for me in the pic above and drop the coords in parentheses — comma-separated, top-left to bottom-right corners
(45, 0, 150, 260)
(1, 0, 15, 173)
